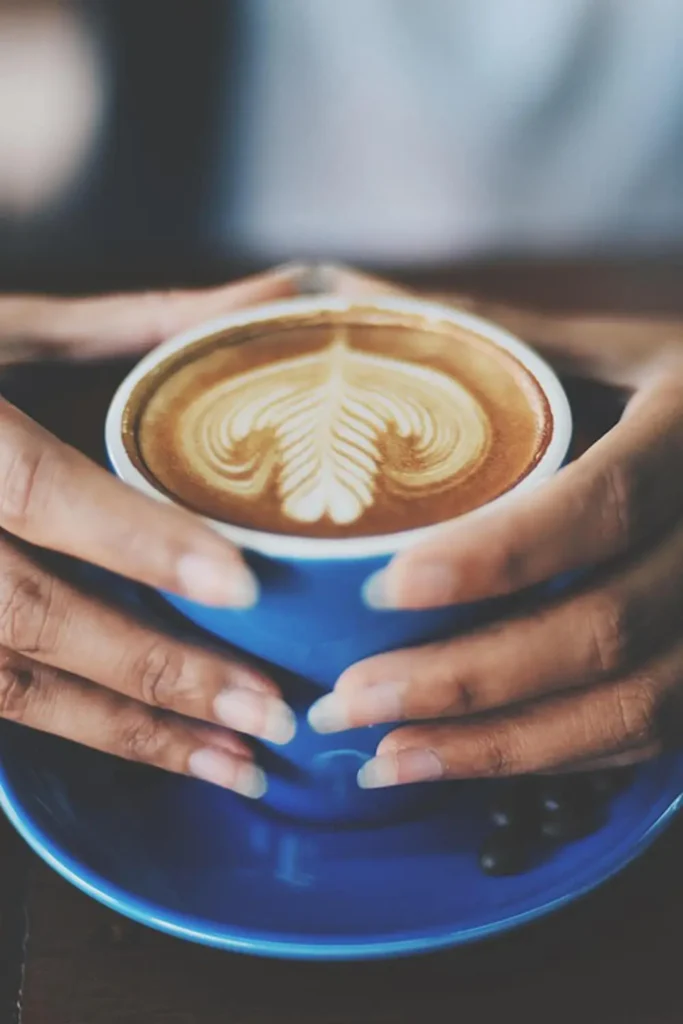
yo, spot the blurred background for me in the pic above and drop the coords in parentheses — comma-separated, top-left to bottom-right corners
(3, 0, 683, 294)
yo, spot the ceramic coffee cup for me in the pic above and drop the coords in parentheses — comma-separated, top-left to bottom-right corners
(106, 295, 572, 824)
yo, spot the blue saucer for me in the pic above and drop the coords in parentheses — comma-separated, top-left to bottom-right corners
(0, 720, 682, 960)
(0, 567, 681, 960)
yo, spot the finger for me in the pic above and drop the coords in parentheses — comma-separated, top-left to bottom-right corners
(0, 647, 267, 798)
(367, 371, 683, 609)
(0, 265, 308, 361)
(427, 292, 683, 388)
(0, 400, 260, 607)
(305, 264, 410, 299)
(1, 263, 410, 364)
(312, 516, 683, 733)
(0, 537, 295, 745)
(356, 653, 677, 787)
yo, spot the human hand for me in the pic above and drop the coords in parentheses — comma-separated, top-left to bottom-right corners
(0, 267, 318, 796)
(308, 292, 683, 788)
(0, 265, 304, 364)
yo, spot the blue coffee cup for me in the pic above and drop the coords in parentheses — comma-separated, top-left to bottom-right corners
(106, 295, 572, 824)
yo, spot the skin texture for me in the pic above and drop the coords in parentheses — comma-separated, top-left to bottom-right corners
(306, 277, 683, 789)
(6, 263, 683, 794)
(0, 267, 321, 798)
(0, 264, 404, 797)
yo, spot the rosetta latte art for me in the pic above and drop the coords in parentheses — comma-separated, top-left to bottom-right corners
(178, 332, 491, 526)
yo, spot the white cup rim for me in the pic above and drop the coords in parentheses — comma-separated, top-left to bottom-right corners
(105, 294, 572, 562)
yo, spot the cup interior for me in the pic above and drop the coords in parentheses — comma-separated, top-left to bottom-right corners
(105, 295, 572, 561)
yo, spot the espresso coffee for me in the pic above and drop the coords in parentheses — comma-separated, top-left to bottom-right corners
(124, 310, 552, 538)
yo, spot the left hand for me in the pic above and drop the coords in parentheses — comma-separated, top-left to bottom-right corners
(0, 266, 306, 365)
(308, 289, 683, 788)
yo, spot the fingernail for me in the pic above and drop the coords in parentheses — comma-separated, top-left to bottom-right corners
(214, 689, 296, 746)
(176, 555, 259, 608)
(357, 749, 443, 789)
(307, 693, 352, 734)
(293, 262, 347, 295)
(188, 749, 268, 799)
(308, 681, 405, 734)
(233, 760, 269, 799)
(362, 569, 392, 609)
(270, 260, 312, 283)
(363, 564, 455, 609)
(357, 755, 398, 789)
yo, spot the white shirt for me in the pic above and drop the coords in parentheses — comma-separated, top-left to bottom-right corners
(220, 0, 683, 262)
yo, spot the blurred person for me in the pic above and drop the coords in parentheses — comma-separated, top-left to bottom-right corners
(0, 0, 105, 223)
(4, 0, 683, 261)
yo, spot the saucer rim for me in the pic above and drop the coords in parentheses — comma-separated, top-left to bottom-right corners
(0, 751, 681, 961)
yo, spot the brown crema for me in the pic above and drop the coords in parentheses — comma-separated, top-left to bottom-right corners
(123, 308, 553, 539)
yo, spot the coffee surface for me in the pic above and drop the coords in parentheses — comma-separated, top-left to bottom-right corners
(126, 312, 552, 538)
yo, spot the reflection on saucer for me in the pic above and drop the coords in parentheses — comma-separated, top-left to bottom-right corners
(311, 749, 368, 802)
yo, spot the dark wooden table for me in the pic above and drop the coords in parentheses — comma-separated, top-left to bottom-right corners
(3, 258, 683, 1024)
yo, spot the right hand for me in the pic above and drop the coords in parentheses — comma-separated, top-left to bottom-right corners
(0, 268, 314, 798)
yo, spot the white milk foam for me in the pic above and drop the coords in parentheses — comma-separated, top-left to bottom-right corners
(179, 330, 491, 526)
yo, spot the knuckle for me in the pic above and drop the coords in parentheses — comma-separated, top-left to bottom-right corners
(488, 538, 525, 595)
(0, 566, 62, 654)
(0, 653, 34, 721)
(0, 431, 56, 533)
(474, 734, 516, 778)
(585, 591, 633, 677)
(118, 709, 170, 765)
(134, 643, 193, 711)
(610, 681, 660, 747)
(415, 643, 479, 717)
(600, 462, 633, 549)
(439, 677, 477, 717)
